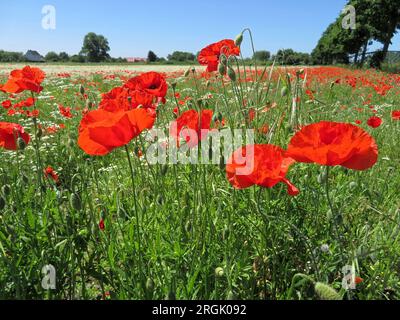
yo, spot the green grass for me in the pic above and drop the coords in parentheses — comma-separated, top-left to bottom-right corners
(0, 64, 399, 300)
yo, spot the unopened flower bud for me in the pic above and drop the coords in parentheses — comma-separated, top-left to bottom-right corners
(17, 137, 26, 150)
(79, 85, 85, 96)
(2, 184, 11, 196)
(228, 66, 236, 82)
(0, 196, 5, 210)
(218, 63, 227, 76)
(281, 86, 288, 97)
(235, 33, 243, 47)
(161, 164, 168, 176)
(70, 193, 82, 211)
(146, 278, 155, 292)
(215, 267, 224, 277)
(314, 282, 341, 300)
(184, 68, 191, 77)
(220, 54, 227, 66)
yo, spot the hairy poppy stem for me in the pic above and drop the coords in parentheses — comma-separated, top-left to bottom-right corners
(324, 167, 346, 264)
(124, 145, 145, 294)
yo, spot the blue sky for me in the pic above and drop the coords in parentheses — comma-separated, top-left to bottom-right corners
(0, 0, 399, 58)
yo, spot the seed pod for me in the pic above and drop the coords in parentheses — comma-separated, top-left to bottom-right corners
(17, 137, 26, 150)
(70, 193, 82, 211)
(215, 267, 224, 277)
(314, 282, 341, 300)
(235, 33, 243, 47)
(281, 86, 288, 97)
(228, 66, 236, 82)
(2, 184, 11, 196)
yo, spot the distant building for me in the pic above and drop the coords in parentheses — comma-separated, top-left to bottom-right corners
(126, 57, 147, 63)
(24, 50, 45, 62)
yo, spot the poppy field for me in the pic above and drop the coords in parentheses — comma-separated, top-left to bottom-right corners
(1, 36, 400, 300)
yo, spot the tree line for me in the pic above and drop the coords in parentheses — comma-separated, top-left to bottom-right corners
(312, 0, 400, 68)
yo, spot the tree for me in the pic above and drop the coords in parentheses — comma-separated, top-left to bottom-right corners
(253, 50, 271, 62)
(80, 32, 110, 62)
(167, 51, 196, 62)
(275, 49, 311, 65)
(58, 52, 70, 62)
(45, 51, 60, 62)
(70, 54, 86, 63)
(147, 51, 158, 62)
(0, 50, 25, 62)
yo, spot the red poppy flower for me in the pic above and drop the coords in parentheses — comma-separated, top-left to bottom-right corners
(124, 72, 168, 103)
(0, 122, 30, 150)
(391, 110, 400, 121)
(170, 109, 213, 147)
(0, 66, 45, 94)
(99, 86, 155, 112)
(287, 121, 378, 171)
(198, 39, 240, 72)
(1, 100, 12, 109)
(59, 105, 73, 118)
(44, 166, 59, 184)
(78, 108, 155, 156)
(226, 144, 299, 196)
(367, 116, 382, 128)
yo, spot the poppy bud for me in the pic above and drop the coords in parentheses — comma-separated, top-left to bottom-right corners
(281, 86, 288, 97)
(146, 278, 155, 292)
(171, 81, 177, 90)
(205, 80, 211, 88)
(184, 68, 190, 77)
(191, 67, 196, 74)
(219, 155, 225, 171)
(228, 67, 236, 82)
(22, 174, 29, 184)
(86, 100, 93, 109)
(215, 267, 224, 277)
(349, 181, 357, 189)
(227, 291, 236, 300)
(70, 193, 82, 211)
(157, 194, 164, 205)
(184, 192, 190, 206)
(17, 137, 26, 150)
(161, 164, 168, 176)
(235, 33, 243, 47)
(218, 63, 227, 76)
(79, 85, 85, 96)
(0, 196, 5, 210)
(314, 282, 341, 300)
(37, 127, 43, 139)
(296, 69, 305, 77)
(2, 184, 11, 196)
(166, 291, 176, 300)
(220, 54, 228, 66)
